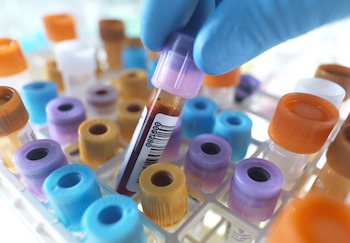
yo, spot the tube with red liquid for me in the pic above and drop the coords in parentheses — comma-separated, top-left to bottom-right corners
(115, 33, 204, 196)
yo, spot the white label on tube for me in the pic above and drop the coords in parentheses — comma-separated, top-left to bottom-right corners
(126, 113, 179, 192)
(225, 223, 254, 243)
(17, 123, 36, 144)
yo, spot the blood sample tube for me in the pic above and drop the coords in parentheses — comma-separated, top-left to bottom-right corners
(115, 32, 204, 196)
(309, 123, 350, 200)
(201, 68, 240, 110)
(264, 93, 338, 190)
(0, 86, 36, 172)
(99, 19, 125, 71)
(0, 38, 31, 93)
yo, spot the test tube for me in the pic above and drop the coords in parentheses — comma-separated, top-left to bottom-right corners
(99, 19, 125, 70)
(181, 96, 218, 140)
(184, 134, 231, 193)
(42, 13, 76, 44)
(201, 68, 240, 110)
(116, 98, 145, 143)
(82, 195, 146, 243)
(46, 97, 86, 145)
(294, 78, 345, 108)
(122, 38, 147, 69)
(44, 59, 65, 92)
(227, 158, 283, 223)
(0, 39, 31, 92)
(0, 86, 36, 172)
(115, 33, 204, 196)
(112, 69, 149, 101)
(78, 118, 120, 169)
(21, 81, 58, 125)
(13, 139, 68, 201)
(264, 93, 338, 190)
(309, 123, 350, 200)
(43, 164, 102, 232)
(139, 163, 187, 227)
(54, 40, 97, 103)
(86, 84, 118, 120)
(212, 111, 252, 162)
(235, 74, 260, 102)
(267, 193, 350, 243)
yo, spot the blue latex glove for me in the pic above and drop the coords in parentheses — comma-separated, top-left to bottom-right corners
(141, 0, 350, 75)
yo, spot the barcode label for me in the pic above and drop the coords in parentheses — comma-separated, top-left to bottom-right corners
(126, 113, 179, 192)
(17, 122, 36, 144)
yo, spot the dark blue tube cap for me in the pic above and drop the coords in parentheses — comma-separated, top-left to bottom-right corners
(43, 164, 102, 232)
(181, 96, 218, 140)
(213, 111, 252, 162)
(82, 195, 146, 243)
(22, 81, 58, 124)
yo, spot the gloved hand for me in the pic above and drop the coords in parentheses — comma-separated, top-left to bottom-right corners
(140, 0, 350, 75)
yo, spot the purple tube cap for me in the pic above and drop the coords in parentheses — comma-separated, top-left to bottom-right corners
(14, 139, 68, 176)
(46, 97, 86, 125)
(228, 158, 283, 221)
(151, 33, 204, 99)
(86, 84, 117, 108)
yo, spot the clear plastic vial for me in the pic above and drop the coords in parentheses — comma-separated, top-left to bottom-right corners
(115, 32, 204, 196)
(0, 86, 36, 172)
(0, 39, 31, 93)
(264, 93, 338, 190)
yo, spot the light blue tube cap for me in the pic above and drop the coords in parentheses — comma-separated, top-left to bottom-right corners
(43, 164, 102, 232)
(213, 111, 252, 162)
(122, 47, 147, 69)
(22, 81, 58, 124)
(82, 195, 146, 243)
(181, 96, 218, 140)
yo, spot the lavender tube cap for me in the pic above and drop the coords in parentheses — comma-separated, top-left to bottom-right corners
(228, 158, 283, 222)
(14, 139, 68, 201)
(46, 97, 86, 145)
(151, 32, 204, 99)
(184, 134, 231, 193)
(86, 84, 117, 108)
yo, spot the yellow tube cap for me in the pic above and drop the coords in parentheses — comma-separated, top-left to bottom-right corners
(139, 163, 188, 227)
(44, 59, 64, 92)
(117, 98, 145, 143)
(267, 193, 350, 243)
(78, 118, 119, 169)
(0, 39, 27, 77)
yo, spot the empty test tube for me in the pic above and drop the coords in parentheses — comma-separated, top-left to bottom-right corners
(0, 38, 31, 92)
(86, 84, 118, 120)
(0, 86, 36, 172)
(184, 134, 231, 193)
(46, 97, 86, 145)
(227, 158, 283, 223)
(99, 19, 125, 70)
(115, 33, 204, 196)
(212, 111, 252, 162)
(181, 96, 218, 140)
(13, 139, 68, 201)
(21, 81, 58, 125)
(267, 193, 350, 243)
(201, 68, 240, 110)
(264, 93, 338, 190)
(310, 123, 350, 200)
(139, 163, 188, 227)
(82, 195, 146, 243)
(78, 118, 120, 169)
(43, 164, 102, 232)
(54, 40, 97, 103)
